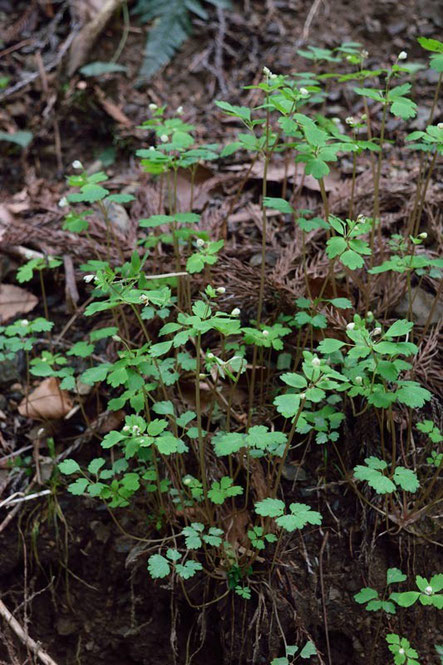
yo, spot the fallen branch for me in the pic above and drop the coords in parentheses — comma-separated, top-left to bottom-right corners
(0, 598, 59, 665)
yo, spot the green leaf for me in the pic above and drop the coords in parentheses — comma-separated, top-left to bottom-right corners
(274, 393, 301, 418)
(213, 432, 245, 456)
(340, 249, 364, 270)
(215, 100, 251, 122)
(326, 236, 347, 258)
(67, 341, 95, 358)
(327, 298, 353, 309)
(417, 36, 443, 52)
(354, 465, 396, 494)
(385, 320, 414, 337)
(387, 568, 407, 585)
(395, 382, 431, 408)
(263, 197, 294, 213)
(275, 503, 322, 531)
(317, 338, 345, 353)
(152, 400, 174, 415)
(208, 476, 243, 505)
(68, 478, 89, 495)
(300, 641, 317, 658)
(175, 561, 203, 579)
(254, 498, 285, 518)
(354, 588, 378, 604)
(88, 458, 106, 475)
(0, 130, 33, 148)
(59, 459, 81, 475)
(280, 373, 307, 388)
(391, 591, 420, 607)
(147, 554, 170, 579)
(79, 62, 127, 76)
(393, 467, 419, 492)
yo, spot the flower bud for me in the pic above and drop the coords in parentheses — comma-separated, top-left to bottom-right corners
(149, 103, 158, 111)
(216, 286, 226, 294)
(112, 335, 121, 342)
(83, 274, 95, 283)
(72, 160, 83, 170)
(355, 376, 363, 385)
(418, 232, 427, 239)
(299, 87, 309, 96)
(438, 122, 443, 130)
(312, 356, 321, 366)
(262, 330, 269, 336)
(398, 51, 407, 60)
(424, 585, 433, 595)
(346, 322, 355, 330)
(231, 308, 240, 316)
(361, 49, 369, 59)
(21, 319, 29, 326)
(196, 238, 205, 247)
(207, 352, 215, 359)
(373, 327, 382, 336)
(263, 66, 272, 77)
(58, 196, 68, 208)
(399, 649, 405, 655)
(299, 392, 306, 399)
(345, 116, 356, 126)
(176, 105, 184, 115)
(160, 134, 169, 143)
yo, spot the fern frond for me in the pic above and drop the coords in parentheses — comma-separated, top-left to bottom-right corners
(133, 0, 232, 82)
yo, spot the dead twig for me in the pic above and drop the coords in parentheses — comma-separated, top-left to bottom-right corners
(0, 598, 59, 665)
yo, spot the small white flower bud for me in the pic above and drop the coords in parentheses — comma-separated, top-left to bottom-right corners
(262, 330, 269, 336)
(149, 146, 156, 151)
(270, 73, 278, 80)
(263, 66, 272, 77)
(398, 51, 407, 60)
(312, 356, 321, 366)
(21, 319, 29, 326)
(357, 214, 366, 222)
(139, 294, 149, 304)
(361, 49, 369, 59)
(83, 274, 95, 283)
(366, 311, 374, 321)
(207, 352, 215, 359)
(424, 585, 433, 595)
(176, 105, 184, 115)
(160, 134, 169, 143)
(72, 160, 83, 170)
(347, 322, 355, 331)
(299, 392, 306, 399)
(231, 308, 241, 316)
(398, 648, 405, 655)
(216, 286, 226, 294)
(183, 476, 192, 486)
(195, 238, 205, 247)
(373, 327, 382, 336)
(438, 122, 443, 130)
(112, 335, 121, 342)
(148, 103, 158, 111)
(58, 196, 68, 208)
(123, 426, 130, 432)
(299, 87, 309, 96)
(345, 116, 356, 126)
(355, 376, 363, 385)
(418, 232, 427, 239)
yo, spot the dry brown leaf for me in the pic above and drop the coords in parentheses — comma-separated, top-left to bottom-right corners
(18, 377, 73, 420)
(0, 284, 38, 323)
(224, 160, 340, 192)
(94, 86, 132, 127)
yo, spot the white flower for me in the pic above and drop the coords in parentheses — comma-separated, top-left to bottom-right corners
(216, 286, 226, 294)
(183, 476, 192, 486)
(72, 160, 83, 170)
(398, 51, 407, 60)
(270, 73, 278, 80)
(347, 322, 355, 331)
(149, 146, 156, 151)
(139, 294, 149, 304)
(424, 585, 433, 595)
(83, 274, 95, 283)
(366, 311, 374, 321)
(58, 196, 68, 208)
(112, 335, 121, 342)
(149, 103, 158, 111)
(20, 319, 29, 326)
(373, 327, 382, 336)
(176, 105, 184, 115)
(160, 134, 169, 143)
(299, 392, 306, 399)
(195, 238, 205, 247)
(299, 87, 309, 96)
(438, 122, 443, 130)
(312, 356, 321, 366)
(262, 330, 269, 336)
(123, 426, 130, 432)
(132, 425, 141, 434)
(361, 49, 369, 59)
(345, 116, 356, 126)
(332, 117, 341, 124)
(357, 214, 366, 222)
(231, 308, 241, 316)
(263, 66, 272, 77)
(207, 352, 215, 359)
(355, 376, 363, 385)
(418, 232, 427, 239)
(398, 649, 405, 655)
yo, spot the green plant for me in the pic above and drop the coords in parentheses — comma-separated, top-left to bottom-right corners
(386, 634, 420, 665)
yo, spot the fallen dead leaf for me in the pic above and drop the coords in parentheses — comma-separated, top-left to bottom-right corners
(18, 377, 73, 420)
(0, 284, 38, 323)
(224, 160, 340, 192)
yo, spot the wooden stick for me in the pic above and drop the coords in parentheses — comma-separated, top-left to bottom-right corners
(0, 598, 59, 665)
